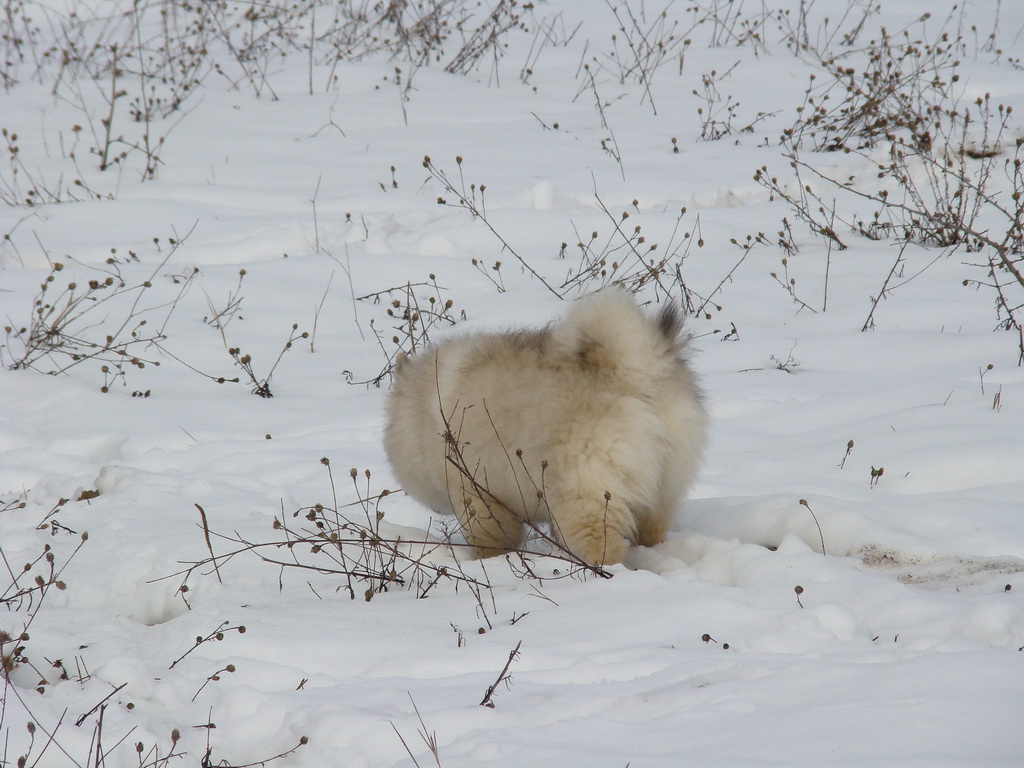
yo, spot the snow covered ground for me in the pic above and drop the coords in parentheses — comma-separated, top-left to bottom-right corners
(2, 1, 1023, 765)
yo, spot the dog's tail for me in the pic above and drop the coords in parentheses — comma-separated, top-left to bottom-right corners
(550, 288, 683, 376)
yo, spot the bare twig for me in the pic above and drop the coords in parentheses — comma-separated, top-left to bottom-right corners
(798, 499, 827, 556)
(423, 156, 563, 298)
(195, 504, 222, 584)
(479, 640, 522, 708)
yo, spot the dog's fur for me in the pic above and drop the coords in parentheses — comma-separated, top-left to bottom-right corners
(382, 289, 707, 566)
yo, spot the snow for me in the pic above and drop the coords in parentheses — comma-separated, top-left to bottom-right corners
(2, 0, 1024, 766)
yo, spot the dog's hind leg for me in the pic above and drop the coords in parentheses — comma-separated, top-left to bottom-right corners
(545, 487, 636, 566)
(634, 509, 671, 549)
(446, 475, 525, 557)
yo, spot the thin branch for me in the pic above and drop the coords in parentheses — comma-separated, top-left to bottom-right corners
(479, 640, 522, 708)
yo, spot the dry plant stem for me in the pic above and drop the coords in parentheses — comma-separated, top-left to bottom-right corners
(468, 556, 496, 631)
(798, 499, 827, 556)
(579, 64, 625, 179)
(693, 62, 777, 140)
(696, 246, 750, 318)
(444, 0, 528, 77)
(0, 530, 137, 766)
(984, 267, 1024, 365)
(768, 52, 1023, 360)
(309, 175, 324, 254)
(595, 194, 686, 297)
(160, 473, 495, 605)
(791, 153, 1023, 287)
(781, 10, 965, 153)
(321, 457, 342, 533)
(754, 164, 848, 250)
(1, 532, 86, 614)
(862, 241, 910, 331)
(823, 230, 833, 312)
(191, 665, 235, 703)
(84, 706, 125, 768)
(228, 323, 308, 398)
(519, 12, 582, 86)
(479, 640, 522, 707)
(4, 2, 531, 205)
(979, 363, 994, 394)
(391, 693, 442, 768)
(98, 49, 121, 172)
(839, 439, 854, 469)
(789, 148, 1024, 362)
(357, 280, 443, 303)
(603, 0, 657, 112)
(203, 269, 246, 347)
(1, 689, 74, 765)
(4, 222, 197, 385)
(134, 729, 186, 768)
(200, 736, 309, 768)
(351, 277, 458, 386)
(423, 156, 562, 298)
(471, 257, 506, 292)
(560, 193, 697, 304)
(769, 266, 817, 313)
(152, 342, 240, 387)
(326, 247, 365, 342)
(310, 271, 334, 352)
(168, 621, 245, 670)
(74, 683, 127, 727)
(594, 0, 699, 109)
(195, 503, 222, 584)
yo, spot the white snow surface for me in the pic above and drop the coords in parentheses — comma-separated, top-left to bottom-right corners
(2, 1, 1024, 766)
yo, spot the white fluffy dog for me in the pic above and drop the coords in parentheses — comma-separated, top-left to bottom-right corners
(383, 289, 707, 566)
